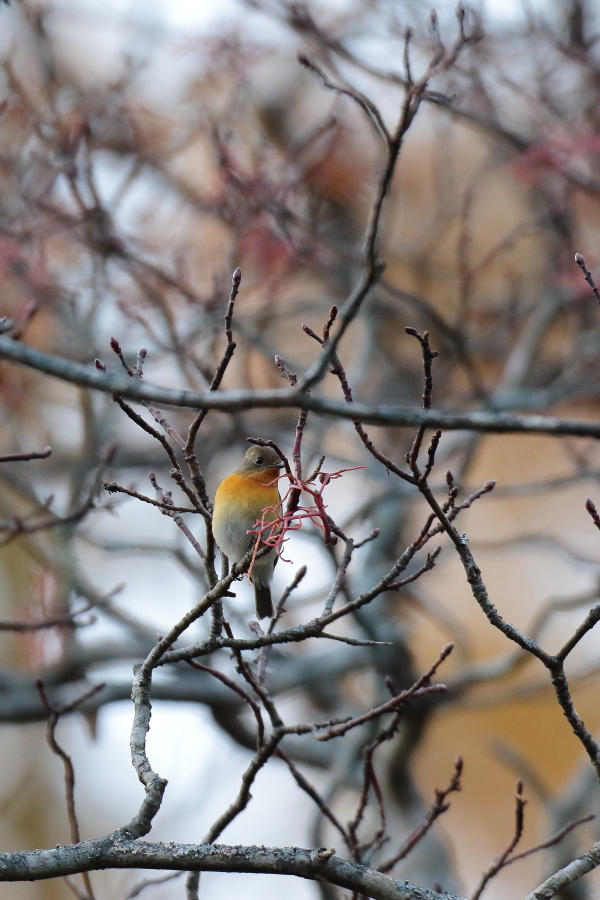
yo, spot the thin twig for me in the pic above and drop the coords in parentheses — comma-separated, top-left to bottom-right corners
(507, 815, 594, 866)
(102, 483, 199, 514)
(0, 447, 51, 463)
(36, 681, 105, 900)
(470, 780, 526, 900)
(575, 253, 600, 304)
(186, 267, 241, 453)
(314, 645, 452, 741)
(187, 659, 265, 748)
(379, 758, 463, 872)
(124, 871, 182, 899)
(0, 606, 95, 631)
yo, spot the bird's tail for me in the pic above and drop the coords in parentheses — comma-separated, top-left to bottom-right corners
(254, 582, 273, 619)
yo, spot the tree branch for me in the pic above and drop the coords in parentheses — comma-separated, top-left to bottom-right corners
(525, 841, 600, 900)
(0, 838, 465, 900)
(4, 337, 600, 437)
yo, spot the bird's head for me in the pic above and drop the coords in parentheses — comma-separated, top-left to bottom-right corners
(235, 445, 285, 476)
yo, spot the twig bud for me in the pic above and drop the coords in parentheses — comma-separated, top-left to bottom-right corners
(586, 497, 600, 530)
(575, 253, 585, 265)
(274, 355, 298, 385)
(95, 359, 106, 371)
(232, 267, 242, 287)
(109, 337, 121, 354)
(302, 323, 322, 343)
(426, 547, 442, 569)
(483, 480, 496, 491)
(404, 326, 419, 337)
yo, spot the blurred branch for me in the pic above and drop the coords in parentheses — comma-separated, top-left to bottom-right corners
(7, 336, 600, 437)
(0, 447, 51, 463)
(299, 9, 482, 391)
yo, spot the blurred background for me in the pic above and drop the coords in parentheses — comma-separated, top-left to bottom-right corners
(2, 0, 600, 898)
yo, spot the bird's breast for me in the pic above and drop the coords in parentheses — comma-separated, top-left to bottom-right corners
(212, 474, 281, 562)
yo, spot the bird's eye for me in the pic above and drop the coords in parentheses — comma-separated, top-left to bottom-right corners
(254, 456, 264, 465)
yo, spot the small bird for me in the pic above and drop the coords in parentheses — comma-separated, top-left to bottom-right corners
(212, 445, 283, 619)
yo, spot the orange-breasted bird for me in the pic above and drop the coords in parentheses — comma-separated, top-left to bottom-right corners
(212, 445, 283, 619)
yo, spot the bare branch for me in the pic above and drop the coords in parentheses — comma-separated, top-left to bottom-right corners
(508, 815, 594, 866)
(186, 267, 241, 454)
(6, 337, 600, 438)
(525, 841, 600, 900)
(470, 780, 526, 900)
(0, 839, 465, 900)
(124, 872, 182, 899)
(379, 758, 463, 872)
(102, 483, 199, 514)
(36, 681, 105, 900)
(0, 447, 51, 463)
(575, 253, 600, 304)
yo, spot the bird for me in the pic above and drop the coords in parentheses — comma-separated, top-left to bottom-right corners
(212, 445, 283, 619)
